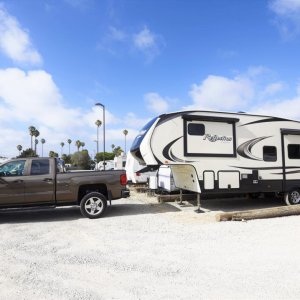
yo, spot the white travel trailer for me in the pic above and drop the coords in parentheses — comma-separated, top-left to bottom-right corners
(96, 160, 114, 171)
(131, 110, 300, 205)
(157, 165, 179, 192)
(114, 153, 127, 170)
(125, 152, 156, 184)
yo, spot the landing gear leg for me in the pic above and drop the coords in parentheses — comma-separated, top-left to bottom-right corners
(179, 189, 183, 206)
(196, 193, 204, 213)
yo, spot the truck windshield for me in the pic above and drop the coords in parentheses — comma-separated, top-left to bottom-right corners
(130, 117, 158, 152)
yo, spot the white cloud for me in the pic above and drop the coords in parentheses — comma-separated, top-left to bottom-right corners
(251, 96, 300, 119)
(270, 0, 300, 15)
(133, 27, 155, 50)
(269, 0, 300, 38)
(262, 82, 285, 96)
(0, 68, 81, 129)
(0, 5, 42, 65)
(144, 93, 170, 114)
(0, 68, 146, 157)
(109, 26, 127, 41)
(0, 68, 91, 156)
(186, 75, 254, 111)
(133, 26, 164, 62)
(123, 112, 151, 128)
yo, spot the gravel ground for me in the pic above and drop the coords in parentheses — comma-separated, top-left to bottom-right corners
(0, 191, 300, 300)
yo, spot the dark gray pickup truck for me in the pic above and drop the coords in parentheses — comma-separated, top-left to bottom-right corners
(0, 157, 129, 218)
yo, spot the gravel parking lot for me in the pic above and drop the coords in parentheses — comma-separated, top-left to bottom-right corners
(1, 191, 300, 300)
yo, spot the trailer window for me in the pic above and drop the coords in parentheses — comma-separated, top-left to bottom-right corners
(263, 146, 277, 162)
(188, 123, 205, 136)
(288, 144, 300, 159)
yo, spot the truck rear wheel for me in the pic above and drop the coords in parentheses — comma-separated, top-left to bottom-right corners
(285, 189, 300, 206)
(80, 192, 107, 219)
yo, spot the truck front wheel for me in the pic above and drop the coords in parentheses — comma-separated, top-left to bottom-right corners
(80, 192, 107, 219)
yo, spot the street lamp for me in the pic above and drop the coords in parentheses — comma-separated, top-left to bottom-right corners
(95, 102, 106, 170)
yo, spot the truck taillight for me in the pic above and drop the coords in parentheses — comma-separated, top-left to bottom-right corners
(120, 174, 127, 185)
(135, 172, 141, 177)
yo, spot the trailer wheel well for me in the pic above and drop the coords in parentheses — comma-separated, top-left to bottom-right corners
(78, 184, 108, 204)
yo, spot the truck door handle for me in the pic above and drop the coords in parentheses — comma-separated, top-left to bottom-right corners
(43, 178, 53, 182)
(13, 179, 23, 183)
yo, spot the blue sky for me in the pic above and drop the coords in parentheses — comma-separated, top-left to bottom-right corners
(1, 0, 300, 158)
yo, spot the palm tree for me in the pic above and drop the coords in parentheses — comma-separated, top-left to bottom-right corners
(41, 138, 46, 156)
(67, 139, 72, 155)
(35, 139, 39, 155)
(17, 145, 22, 155)
(123, 129, 128, 153)
(60, 142, 65, 156)
(111, 144, 115, 152)
(75, 140, 81, 152)
(28, 126, 36, 150)
(95, 120, 102, 154)
(33, 129, 40, 154)
(81, 142, 85, 150)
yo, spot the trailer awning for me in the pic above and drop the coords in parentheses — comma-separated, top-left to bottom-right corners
(281, 128, 300, 135)
(182, 114, 239, 123)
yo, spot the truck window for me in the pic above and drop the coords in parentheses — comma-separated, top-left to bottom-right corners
(0, 160, 25, 177)
(30, 159, 50, 175)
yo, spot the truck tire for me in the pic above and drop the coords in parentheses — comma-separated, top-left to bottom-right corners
(285, 189, 300, 206)
(80, 192, 107, 219)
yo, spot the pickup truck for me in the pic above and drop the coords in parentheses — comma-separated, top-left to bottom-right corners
(0, 157, 129, 218)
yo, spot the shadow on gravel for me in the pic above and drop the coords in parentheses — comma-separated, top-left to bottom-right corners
(105, 202, 181, 218)
(185, 196, 285, 212)
(0, 202, 181, 223)
(0, 207, 83, 224)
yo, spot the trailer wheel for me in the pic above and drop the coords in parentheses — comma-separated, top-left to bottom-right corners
(80, 192, 107, 219)
(285, 189, 300, 205)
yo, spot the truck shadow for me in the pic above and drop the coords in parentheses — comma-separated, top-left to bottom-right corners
(0, 207, 83, 224)
(0, 203, 181, 223)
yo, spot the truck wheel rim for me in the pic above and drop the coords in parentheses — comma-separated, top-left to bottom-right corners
(85, 197, 104, 215)
(290, 191, 300, 204)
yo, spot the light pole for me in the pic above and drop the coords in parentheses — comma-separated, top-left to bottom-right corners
(95, 102, 106, 170)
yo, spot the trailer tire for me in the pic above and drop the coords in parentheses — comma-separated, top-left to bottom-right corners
(80, 192, 107, 219)
(285, 189, 300, 206)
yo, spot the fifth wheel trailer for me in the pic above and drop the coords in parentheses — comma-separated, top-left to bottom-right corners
(130, 110, 300, 205)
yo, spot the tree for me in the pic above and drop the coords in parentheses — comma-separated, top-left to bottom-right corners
(75, 140, 81, 152)
(71, 150, 91, 170)
(41, 138, 46, 156)
(67, 139, 72, 155)
(81, 142, 85, 149)
(111, 144, 115, 152)
(28, 126, 36, 150)
(61, 154, 72, 164)
(35, 139, 39, 155)
(95, 120, 102, 154)
(33, 129, 40, 154)
(113, 146, 123, 156)
(18, 148, 37, 158)
(49, 150, 59, 158)
(95, 152, 114, 163)
(123, 129, 128, 153)
(16, 145, 22, 155)
(60, 142, 65, 156)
